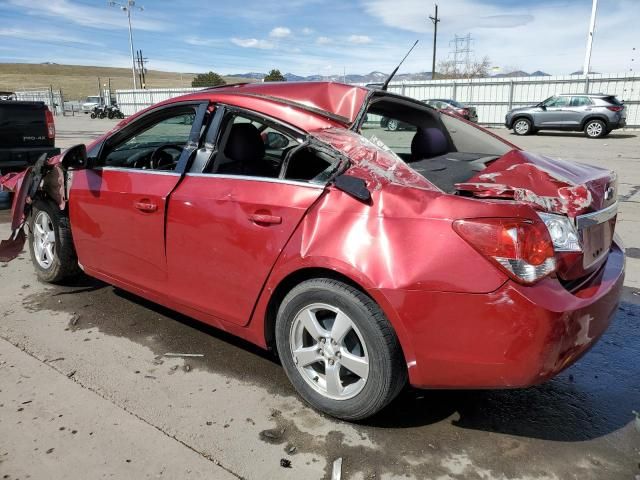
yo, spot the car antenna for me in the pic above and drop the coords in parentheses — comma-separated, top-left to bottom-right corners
(381, 40, 419, 91)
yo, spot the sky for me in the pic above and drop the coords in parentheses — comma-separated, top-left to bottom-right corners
(0, 0, 637, 76)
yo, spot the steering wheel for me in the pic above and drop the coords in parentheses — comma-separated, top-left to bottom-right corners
(150, 144, 184, 170)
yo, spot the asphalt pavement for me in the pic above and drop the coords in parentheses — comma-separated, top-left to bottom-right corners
(0, 116, 639, 479)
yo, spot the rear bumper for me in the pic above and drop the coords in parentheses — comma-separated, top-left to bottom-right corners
(0, 147, 60, 171)
(380, 240, 625, 389)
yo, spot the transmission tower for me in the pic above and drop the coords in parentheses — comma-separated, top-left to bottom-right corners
(449, 33, 473, 75)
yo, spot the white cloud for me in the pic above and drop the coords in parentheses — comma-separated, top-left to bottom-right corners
(316, 36, 332, 45)
(269, 27, 291, 38)
(7, 0, 166, 31)
(0, 27, 102, 46)
(231, 38, 275, 50)
(348, 35, 373, 44)
(302, 27, 314, 35)
(184, 36, 225, 47)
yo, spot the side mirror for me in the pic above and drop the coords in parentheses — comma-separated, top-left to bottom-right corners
(334, 174, 371, 203)
(264, 131, 289, 149)
(540, 105, 547, 110)
(59, 144, 88, 170)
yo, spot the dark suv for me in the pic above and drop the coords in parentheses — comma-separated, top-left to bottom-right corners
(505, 94, 626, 138)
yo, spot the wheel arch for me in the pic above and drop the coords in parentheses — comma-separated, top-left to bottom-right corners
(510, 114, 534, 129)
(580, 115, 610, 130)
(261, 266, 414, 374)
(264, 267, 372, 353)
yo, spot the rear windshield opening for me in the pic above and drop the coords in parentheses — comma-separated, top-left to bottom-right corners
(359, 96, 512, 192)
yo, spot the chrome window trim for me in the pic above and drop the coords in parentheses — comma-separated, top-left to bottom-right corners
(98, 166, 181, 176)
(575, 202, 618, 229)
(184, 172, 326, 189)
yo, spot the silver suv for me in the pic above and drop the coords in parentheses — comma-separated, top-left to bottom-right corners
(505, 94, 626, 138)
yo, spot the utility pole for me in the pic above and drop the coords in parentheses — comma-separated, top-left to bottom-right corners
(583, 0, 598, 76)
(429, 4, 440, 79)
(108, 1, 144, 90)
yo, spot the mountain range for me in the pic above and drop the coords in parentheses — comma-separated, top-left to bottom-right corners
(229, 70, 553, 82)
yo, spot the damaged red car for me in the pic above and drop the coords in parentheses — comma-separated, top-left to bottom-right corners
(0, 82, 624, 420)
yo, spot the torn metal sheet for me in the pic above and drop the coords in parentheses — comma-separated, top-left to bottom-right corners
(0, 229, 26, 262)
(312, 128, 436, 191)
(456, 150, 615, 216)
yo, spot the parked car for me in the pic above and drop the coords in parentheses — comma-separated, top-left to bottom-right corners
(505, 93, 626, 138)
(425, 99, 478, 122)
(380, 99, 477, 130)
(0, 82, 624, 421)
(0, 100, 60, 173)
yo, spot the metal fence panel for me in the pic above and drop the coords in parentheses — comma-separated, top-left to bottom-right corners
(383, 73, 639, 127)
(14, 88, 64, 115)
(115, 87, 205, 116)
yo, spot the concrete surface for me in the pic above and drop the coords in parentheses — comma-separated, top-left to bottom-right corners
(0, 116, 639, 479)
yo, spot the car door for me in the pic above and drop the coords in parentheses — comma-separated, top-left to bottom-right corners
(539, 96, 570, 126)
(566, 96, 593, 126)
(165, 107, 328, 326)
(69, 102, 208, 294)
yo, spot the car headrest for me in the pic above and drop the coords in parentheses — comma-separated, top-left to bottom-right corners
(411, 127, 449, 161)
(224, 123, 265, 164)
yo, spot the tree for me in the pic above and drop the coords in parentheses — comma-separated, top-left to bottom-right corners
(191, 71, 226, 88)
(436, 56, 492, 79)
(264, 69, 286, 82)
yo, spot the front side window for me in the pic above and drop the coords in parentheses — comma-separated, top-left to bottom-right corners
(544, 96, 570, 107)
(103, 108, 197, 170)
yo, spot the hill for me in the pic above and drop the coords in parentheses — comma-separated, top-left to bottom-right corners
(0, 63, 253, 101)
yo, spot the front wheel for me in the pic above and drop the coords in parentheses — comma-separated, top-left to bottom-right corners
(584, 119, 607, 138)
(386, 119, 399, 131)
(28, 199, 81, 283)
(513, 118, 532, 135)
(90, 112, 96, 119)
(275, 279, 407, 420)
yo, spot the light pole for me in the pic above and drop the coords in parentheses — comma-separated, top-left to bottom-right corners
(108, 0, 144, 90)
(583, 0, 598, 76)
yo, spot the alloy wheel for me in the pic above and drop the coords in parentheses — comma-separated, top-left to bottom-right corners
(289, 303, 369, 400)
(387, 119, 399, 131)
(33, 210, 55, 269)
(586, 122, 603, 137)
(514, 119, 530, 135)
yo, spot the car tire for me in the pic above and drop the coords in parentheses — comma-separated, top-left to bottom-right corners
(513, 118, 532, 135)
(28, 199, 81, 283)
(275, 278, 407, 420)
(386, 119, 399, 131)
(584, 119, 607, 138)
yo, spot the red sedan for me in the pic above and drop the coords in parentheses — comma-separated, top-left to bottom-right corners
(0, 82, 624, 420)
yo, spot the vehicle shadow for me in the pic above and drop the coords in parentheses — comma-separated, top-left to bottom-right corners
(509, 131, 637, 140)
(366, 300, 640, 442)
(39, 276, 640, 444)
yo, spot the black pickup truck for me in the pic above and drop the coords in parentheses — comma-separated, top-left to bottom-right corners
(0, 101, 60, 173)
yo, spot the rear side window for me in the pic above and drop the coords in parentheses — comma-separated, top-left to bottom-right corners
(570, 96, 592, 107)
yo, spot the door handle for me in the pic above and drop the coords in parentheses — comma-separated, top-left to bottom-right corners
(134, 200, 158, 213)
(248, 213, 282, 225)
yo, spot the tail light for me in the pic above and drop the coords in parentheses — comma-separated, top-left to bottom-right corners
(45, 108, 55, 139)
(606, 106, 624, 112)
(453, 218, 556, 284)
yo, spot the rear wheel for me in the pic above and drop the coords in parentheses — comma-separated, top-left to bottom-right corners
(28, 199, 81, 283)
(386, 119, 399, 131)
(275, 278, 407, 420)
(513, 118, 532, 135)
(584, 119, 606, 138)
